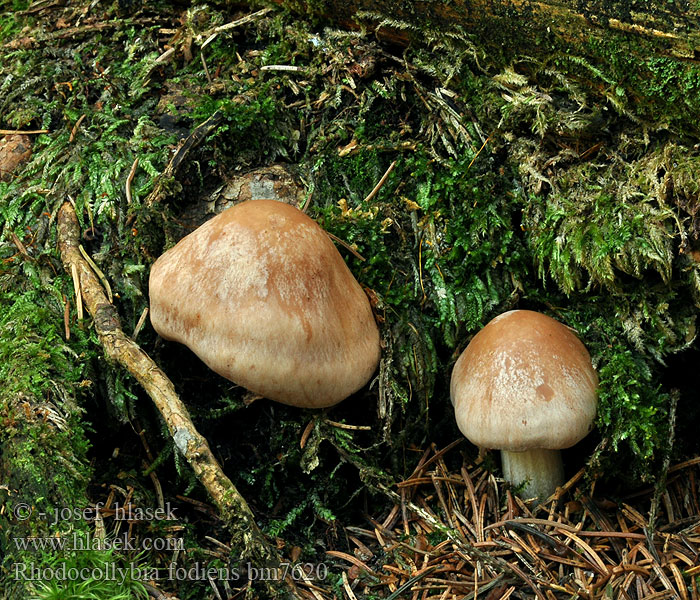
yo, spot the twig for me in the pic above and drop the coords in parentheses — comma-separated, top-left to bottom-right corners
(144, 111, 224, 207)
(201, 53, 213, 85)
(19, 0, 63, 14)
(325, 231, 366, 261)
(10, 232, 30, 259)
(198, 7, 273, 86)
(154, 47, 176, 64)
(125, 158, 139, 204)
(69, 114, 86, 142)
(70, 263, 83, 320)
(467, 136, 491, 170)
(299, 419, 315, 450)
(341, 572, 358, 600)
(363, 160, 396, 204)
(63, 294, 70, 340)
(260, 65, 306, 72)
(0, 129, 49, 135)
(208, 576, 223, 600)
(132, 307, 149, 341)
(56, 202, 293, 597)
(199, 8, 274, 49)
(324, 419, 372, 431)
(144, 48, 177, 80)
(78, 244, 113, 302)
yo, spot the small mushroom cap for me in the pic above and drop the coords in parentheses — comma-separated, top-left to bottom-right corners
(0, 134, 32, 182)
(450, 310, 598, 452)
(149, 199, 380, 408)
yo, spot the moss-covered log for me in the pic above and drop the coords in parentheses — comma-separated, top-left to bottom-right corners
(273, 0, 700, 56)
(268, 0, 700, 132)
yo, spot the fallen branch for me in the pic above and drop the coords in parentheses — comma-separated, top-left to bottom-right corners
(270, 0, 700, 58)
(56, 201, 294, 596)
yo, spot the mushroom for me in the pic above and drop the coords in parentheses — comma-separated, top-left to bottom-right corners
(450, 310, 598, 501)
(149, 199, 380, 409)
(0, 134, 32, 182)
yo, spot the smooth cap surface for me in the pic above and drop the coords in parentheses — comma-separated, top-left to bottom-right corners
(149, 199, 380, 408)
(450, 310, 597, 451)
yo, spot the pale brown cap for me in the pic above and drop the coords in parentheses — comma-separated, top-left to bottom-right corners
(450, 310, 598, 451)
(149, 199, 380, 408)
(0, 135, 32, 182)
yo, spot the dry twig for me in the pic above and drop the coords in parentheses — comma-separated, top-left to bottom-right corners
(56, 201, 296, 597)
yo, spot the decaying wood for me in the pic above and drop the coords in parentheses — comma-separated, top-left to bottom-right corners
(271, 0, 700, 58)
(56, 201, 298, 597)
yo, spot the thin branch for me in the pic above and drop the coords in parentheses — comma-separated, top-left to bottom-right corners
(363, 160, 396, 204)
(144, 111, 224, 207)
(125, 158, 139, 205)
(0, 129, 49, 135)
(57, 202, 295, 596)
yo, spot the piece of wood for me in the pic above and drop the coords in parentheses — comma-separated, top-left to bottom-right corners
(266, 0, 700, 59)
(56, 201, 297, 597)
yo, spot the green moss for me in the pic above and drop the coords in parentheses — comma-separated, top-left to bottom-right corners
(583, 35, 700, 132)
(0, 288, 95, 596)
(28, 549, 149, 600)
(0, 0, 30, 43)
(526, 186, 674, 294)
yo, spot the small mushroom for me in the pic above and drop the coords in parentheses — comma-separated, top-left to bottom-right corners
(0, 135, 32, 182)
(450, 310, 598, 501)
(149, 199, 380, 408)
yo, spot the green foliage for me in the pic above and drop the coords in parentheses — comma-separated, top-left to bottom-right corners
(264, 490, 336, 538)
(0, 288, 95, 596)
(312, 144, 525, 432)
(0, 11, 186, 596)
(196, 90, 292, 167)
(585, 34, 700, 132)
(0, 0, 29, 43)
(596, 343, 665, 457)
(526, 185, 674, 294)
(561, 292, 694, 474)
(0, 290, 84, 396)
(0, 288, 94, 502)
(29, 549, 149, 600)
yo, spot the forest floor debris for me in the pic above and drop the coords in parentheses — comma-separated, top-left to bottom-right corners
(332, 443, 700, 599)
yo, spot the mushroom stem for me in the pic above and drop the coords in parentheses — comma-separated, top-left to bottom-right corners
(500, 448, 564, 502)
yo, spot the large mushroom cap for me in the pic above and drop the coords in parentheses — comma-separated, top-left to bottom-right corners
(450, 310, 598, 452)
(149, 199, 380, 408)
